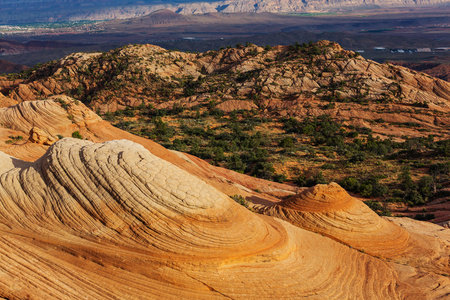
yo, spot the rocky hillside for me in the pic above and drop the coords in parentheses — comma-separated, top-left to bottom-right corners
(1, 41, 449, 224)
(0, 97, 449, 298)
(393, 61, 450, 82)
(3, 41, 449, 135)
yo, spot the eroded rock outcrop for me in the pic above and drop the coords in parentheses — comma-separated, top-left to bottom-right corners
(0, 97, 299, 200)
(0, 138, 432, 299)
(0, 97, 449, 298)
(2, 42, 449, 139)
(263, 183, 450, 275)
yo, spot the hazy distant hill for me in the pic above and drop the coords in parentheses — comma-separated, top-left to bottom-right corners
(0, 0, 448, 24)
(175, 0, 450, 14)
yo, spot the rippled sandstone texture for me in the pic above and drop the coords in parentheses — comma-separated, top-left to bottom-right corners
(263, 183, 450, 275)
(0, 96, 298, 201)
(0, 138, 449, 299)
(0, 97, 449, 298)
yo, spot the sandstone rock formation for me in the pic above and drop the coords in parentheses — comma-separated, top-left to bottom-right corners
(263, 183, 411, 256)
(393, 61, 450, 82)
(2, 42, 449, 139)
(0, 96, 299, 200)
(0, 138, 449, 298)
(262, 183, 450, 275)
(0, 41, 449, 297)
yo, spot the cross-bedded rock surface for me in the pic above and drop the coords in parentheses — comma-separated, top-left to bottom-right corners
(0, 38, 449, 297)
(0, 97, 449, 298)
(0, 96, 299, 200)
(0, 138, 449, 299)
(263, 183, 450, 275)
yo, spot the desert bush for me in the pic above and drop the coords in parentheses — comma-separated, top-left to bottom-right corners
(365, 200, 392, 216)
(279, 137, 294, 148)
(231, 194, 249, 208)
(72, 131, 83, 139)
(414, 213, 435, 221)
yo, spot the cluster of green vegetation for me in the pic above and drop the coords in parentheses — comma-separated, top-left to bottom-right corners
(282, 115, 449, 213)
(6, 21, 99, 29)
(72, 131, 83, 139)
(5, 135, 23, 144)
(106, 98, 449, 218)
(136, 106, 282, 181)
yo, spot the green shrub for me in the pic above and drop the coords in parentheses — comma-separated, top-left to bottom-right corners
(231, 194, 249, 208)
(414, 213, 435, 221)
(404, 190, 425, 206)
(365, 200, 392, 216)
(340, 176, 388, 198)
(251, 161, 275, 180)
(227, 155, 245, 173)
(72, 131, 83, 139)
(418, 176, 434, 199)
(279, 137, 294, 148)
(274, 173, 287, 183)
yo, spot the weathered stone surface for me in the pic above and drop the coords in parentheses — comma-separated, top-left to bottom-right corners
(1, 41, 448, 142)
(0, 97, 449, 298)
(215, 99, 258, 112)
(28, 126, 58, 145)
(0, 97, 299, 200)
(263, 183, 450, 275)
(0, 139, 448, 299)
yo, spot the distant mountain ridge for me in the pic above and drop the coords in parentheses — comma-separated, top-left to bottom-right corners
(1, 0, 448, 24)
(174, 0, 450, 14)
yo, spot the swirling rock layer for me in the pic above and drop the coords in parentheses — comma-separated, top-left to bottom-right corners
(0, 139, 432, 299)
(263, 183, 450, 276)
(263, 183, 411, 257)
(0, 98, 449, 298)
(0, 97, 299, 200)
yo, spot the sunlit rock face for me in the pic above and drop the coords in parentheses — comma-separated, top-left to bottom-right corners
(1, 138, 448, 299)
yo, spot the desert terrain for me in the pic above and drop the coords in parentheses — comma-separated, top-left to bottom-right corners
(0, 7, 449, 71)
(0, 93, 449, 298)
(0, 3, 449, 297)
(1, 42, 448, 222)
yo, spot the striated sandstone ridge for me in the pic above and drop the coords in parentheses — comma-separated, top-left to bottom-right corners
(0, 138, 449, 298)
(0, 96, 450, 297)
(0, 96, 299, 199)
(262, 183, 450, 275)
(263, 182, 411, 258)
(1, 41, 449, 138)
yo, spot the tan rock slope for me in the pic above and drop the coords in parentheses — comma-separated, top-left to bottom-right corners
(262, 183, 450, 276)
(0, 97, 449, 298)
(263, 183, 411, 257)
(0, 138, 449, 299)
(0, 96, 298, 200)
